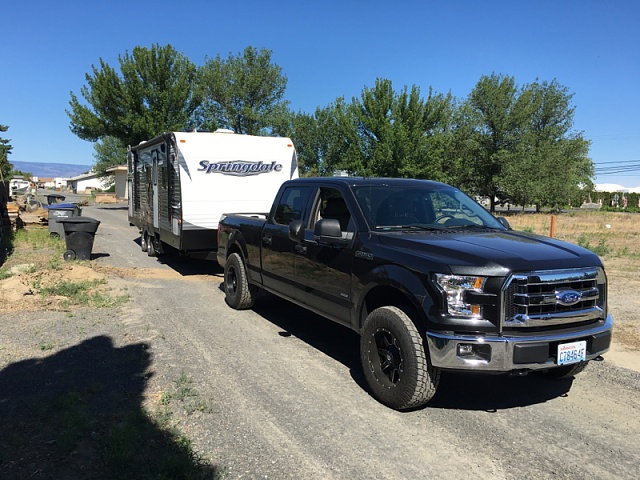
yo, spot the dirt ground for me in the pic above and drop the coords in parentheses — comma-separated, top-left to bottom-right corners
(2, 208, 640, 479)
(2, 253, 639, 372)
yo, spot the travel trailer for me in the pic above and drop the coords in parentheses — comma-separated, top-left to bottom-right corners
(127, 130, 298, 258)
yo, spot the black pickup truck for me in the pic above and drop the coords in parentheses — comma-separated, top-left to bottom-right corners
(217, 177, 613, 410)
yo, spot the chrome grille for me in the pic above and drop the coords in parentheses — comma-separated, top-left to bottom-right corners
(502, 268, 606, 328)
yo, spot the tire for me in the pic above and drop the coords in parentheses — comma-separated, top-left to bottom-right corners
(50, 232, 60, 239)
(360, 306, 439, 410)
(147, 236, 156, 257)
(140, 230, 148, 252)
(63, 250, 76, 261)
(543, 361, 588, 379)
(224, 253, 255, 310)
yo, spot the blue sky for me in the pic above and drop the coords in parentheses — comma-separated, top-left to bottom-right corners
(3, 0, 639, 186)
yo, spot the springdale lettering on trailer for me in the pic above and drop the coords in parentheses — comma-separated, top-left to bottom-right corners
(198, 160, 284, 176)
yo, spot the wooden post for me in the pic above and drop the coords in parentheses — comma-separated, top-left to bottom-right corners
(550, 215, 556, 238)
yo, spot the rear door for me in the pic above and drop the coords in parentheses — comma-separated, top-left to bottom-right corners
(260, 184, 313, 301)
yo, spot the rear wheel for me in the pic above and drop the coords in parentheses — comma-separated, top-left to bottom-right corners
(63, 250, 76, 261)
(360, 306, 439, 410)
(224, 253, 255, 309)
(543, 361, 588, 379)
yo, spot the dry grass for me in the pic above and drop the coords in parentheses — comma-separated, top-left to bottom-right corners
(506, 210, 640, 350)
(505, 210, 640, 258)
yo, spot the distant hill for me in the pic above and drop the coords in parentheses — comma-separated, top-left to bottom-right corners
(11, 161, 93, 179)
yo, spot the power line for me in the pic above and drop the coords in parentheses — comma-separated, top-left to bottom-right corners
(594, 159, 640, 165)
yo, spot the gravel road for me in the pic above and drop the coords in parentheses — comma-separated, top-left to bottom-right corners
(19, 203, 640, 479)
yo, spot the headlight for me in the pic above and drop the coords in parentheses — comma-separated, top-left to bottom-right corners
(434, 274, 487, 317)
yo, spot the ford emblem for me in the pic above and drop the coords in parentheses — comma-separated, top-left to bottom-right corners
(556, 290, 582, 306)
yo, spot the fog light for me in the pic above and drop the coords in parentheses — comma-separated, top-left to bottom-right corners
(458, 344, 474, 356)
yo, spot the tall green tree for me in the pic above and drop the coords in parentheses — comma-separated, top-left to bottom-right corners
(67, 44, 201, 148)
(93, 136, 128, 182)
(321, 79, 454, 179)
(198, 46, 290, 135)
(463, 73, 523, 211)
(522, 80, 592, 210)
(0, 124, 13, 180)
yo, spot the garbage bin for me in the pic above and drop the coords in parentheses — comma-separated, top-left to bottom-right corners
(45, 203, 83, 239)
(57, 217, 101, 261)
(46, 194, 66, 205)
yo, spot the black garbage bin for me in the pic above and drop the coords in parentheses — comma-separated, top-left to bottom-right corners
(46, 194, 66, 205)
(57, 217, 101, 261)
(45, 203, 83, 239)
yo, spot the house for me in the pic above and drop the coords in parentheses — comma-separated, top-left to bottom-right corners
(106, 165, 128, 199)
(67, 170, 110, 194)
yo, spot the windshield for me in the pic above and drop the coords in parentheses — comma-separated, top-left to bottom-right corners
(352, 184, 505, 231)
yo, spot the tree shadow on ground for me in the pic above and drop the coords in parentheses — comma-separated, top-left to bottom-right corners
(0, 335, 219, 479)
(250, 295, 574, 412)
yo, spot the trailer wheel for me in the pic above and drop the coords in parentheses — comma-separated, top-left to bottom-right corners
(224, 253, 255, 309)
(147, 236, 157, 257)
(360, 306, 439, 410)
(140, 231, 148, 252)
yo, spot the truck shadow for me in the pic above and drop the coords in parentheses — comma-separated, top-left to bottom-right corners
(251, 296, 573, 411)
(0, 336, 220, 478)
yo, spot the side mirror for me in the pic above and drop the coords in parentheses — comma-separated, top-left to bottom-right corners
(497, 217, 511, 229)
(288, 219, 305, 243)
(314, 218, 346, 245)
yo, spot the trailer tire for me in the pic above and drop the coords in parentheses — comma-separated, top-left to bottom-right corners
(360, 306, 439, 410)
(140, 231, 149, 252)
(147, 236, 157, 257)
(224, 253, 255, 310)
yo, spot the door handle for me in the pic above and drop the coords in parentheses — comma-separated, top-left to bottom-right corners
(295, 244, 307, 255)
(262, 235, 272, 246)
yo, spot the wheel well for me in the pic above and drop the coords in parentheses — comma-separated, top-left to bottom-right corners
(226, 243, 242, 259)
(360, 285, 424, 330)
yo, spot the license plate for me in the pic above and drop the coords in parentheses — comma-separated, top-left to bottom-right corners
(557, 340, 587, 365)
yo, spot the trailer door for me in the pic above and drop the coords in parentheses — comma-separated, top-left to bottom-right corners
(152, 151, 159, 230)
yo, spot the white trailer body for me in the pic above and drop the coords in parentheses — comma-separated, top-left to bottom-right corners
(127, 130, 298, 258)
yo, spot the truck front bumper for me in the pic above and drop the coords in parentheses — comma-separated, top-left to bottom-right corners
(426, 314, 613, 372)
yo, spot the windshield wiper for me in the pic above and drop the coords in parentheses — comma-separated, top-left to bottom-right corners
(375, 224, 445, 231)
(445, 223, 499, 230)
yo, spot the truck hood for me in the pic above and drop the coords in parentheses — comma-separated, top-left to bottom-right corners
(376, 229, 602, 275)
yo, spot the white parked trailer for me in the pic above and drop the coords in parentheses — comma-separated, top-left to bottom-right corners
(127, 130, 298, 258)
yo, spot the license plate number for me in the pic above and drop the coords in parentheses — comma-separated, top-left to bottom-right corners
(557, 341, 587, 365)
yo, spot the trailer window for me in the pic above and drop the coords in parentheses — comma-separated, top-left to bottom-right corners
(273, 186, 311, 225)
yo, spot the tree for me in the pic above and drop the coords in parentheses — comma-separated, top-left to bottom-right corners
(93, 136, 128, 183)
(461, 74, 593, 211)
(198, 46, 290, 135)
(0, 124, 13, 181)
(306, 79, 455, 179)
(463, 73, 523, 211)
(523, 80, 592, 210)
(67, 44, 201, 147)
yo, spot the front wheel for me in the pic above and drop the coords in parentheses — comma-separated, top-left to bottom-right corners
(360, 306, 439, 410)
(224, 253, 255, 310)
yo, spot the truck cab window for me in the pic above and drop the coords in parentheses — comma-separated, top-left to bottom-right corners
(273, 186, 311, 225)
(314, 188, 355, 238)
